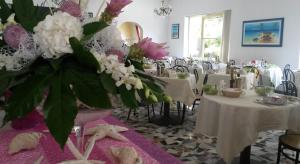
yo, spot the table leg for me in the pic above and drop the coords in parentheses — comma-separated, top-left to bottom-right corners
(240, 145, 251, 164)
(150, 102, 182, 126)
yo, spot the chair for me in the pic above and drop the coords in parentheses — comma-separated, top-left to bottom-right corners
(275, 81, 298, 97)
(191, 74, 209, 112)
(277, 134, 300, 164)
(127, 102, 156, 122)
(202, 61, 213, 72)
(171, 65, 189, 73)
(229, 59, 236, 66)
(175, 58, 186, 66)
(283, 64, 295, 82)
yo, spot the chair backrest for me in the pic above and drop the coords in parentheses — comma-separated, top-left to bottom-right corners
(202, 61, 213, 72)
(283, 65, 295, 82)
(275, 80, 298, 97)
(175, 58, 186, 66)
(171, 65, 189, 73)
(200, 74, 209, 96)
(194, 69, 199, 83)
(229, 59, 235, 66)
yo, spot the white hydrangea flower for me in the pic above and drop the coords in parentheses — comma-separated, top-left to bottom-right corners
(92, 50, 143, 91)
(33, 11, 83, 59)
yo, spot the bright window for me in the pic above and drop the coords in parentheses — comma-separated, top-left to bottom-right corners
(185, 13, 224, 61)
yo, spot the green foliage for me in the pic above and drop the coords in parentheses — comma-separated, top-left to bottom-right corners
(65, 68, 112, 109)
(12, 0, 49, 31)
(43, 70, 77, 149)
(81, 21, 109, 42)
(3, 66, 54, 125)
(69, 37, 100, 70)
(118, 85, 138, 109)
(0, 0, 12, 24)
(100, 73, 117, 95)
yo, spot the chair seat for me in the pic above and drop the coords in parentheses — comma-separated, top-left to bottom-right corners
(280, 134, 300, 150)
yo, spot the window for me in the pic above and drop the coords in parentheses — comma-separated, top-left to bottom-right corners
(185, 13, 224, 61)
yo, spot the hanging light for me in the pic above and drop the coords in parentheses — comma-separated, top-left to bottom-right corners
(154, 0, 172, 16)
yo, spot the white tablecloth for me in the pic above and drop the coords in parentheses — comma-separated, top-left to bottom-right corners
(194, 91, 300, 163)
(197, 73, 255, 91)
(158, 76, 196, 106)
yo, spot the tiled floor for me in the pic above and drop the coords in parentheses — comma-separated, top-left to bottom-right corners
(112, 104, 294, 164)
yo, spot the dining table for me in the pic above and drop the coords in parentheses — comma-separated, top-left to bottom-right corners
(150, 75, 196, 126)
(194, 90, 300, 163)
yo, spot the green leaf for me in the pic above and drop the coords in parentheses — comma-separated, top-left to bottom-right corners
(3, 70, 53, 124)
(13, 0, 36, 31)
(83, 21, 108, 35)
(65, 68, 112, 109)
(69, 37, 100, 70)
(99, 73, 117, 95)
(43, 71, 77, 149)
(0, 0, 12, 24)
(118, 85, 138, 109)
(82, 21, 108, 41)
(12, 0, 49, 31)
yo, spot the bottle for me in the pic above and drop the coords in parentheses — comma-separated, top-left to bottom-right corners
(230, 67, 235, 88)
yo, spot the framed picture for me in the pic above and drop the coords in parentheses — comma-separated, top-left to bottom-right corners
(242, 18, 284, 47)
(171, 24, 179, 39)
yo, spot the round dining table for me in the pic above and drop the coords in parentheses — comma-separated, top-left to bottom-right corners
(150, 75, 196, 126)
(194, 90, 300, 163)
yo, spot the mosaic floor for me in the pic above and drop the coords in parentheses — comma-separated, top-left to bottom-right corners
(112, 104, 294, 164)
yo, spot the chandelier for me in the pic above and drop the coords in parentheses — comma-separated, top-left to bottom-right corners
(154, 0, 172, 16)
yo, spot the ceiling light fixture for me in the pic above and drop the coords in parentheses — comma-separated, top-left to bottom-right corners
(154, 0, 172, 16)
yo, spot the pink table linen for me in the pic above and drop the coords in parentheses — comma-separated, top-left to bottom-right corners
(0, 116, 182, 164)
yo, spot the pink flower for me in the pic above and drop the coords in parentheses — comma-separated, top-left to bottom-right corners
(105, 0, 132, 17)
(137, 37, 169, 60)
(106, 49, 125, 62)
(11, 110, 44, 130)
(3, 25, 28, 49)
(59, 0, 81, 17)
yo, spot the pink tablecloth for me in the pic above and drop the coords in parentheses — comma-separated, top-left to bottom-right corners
(0, 116, 182, 164)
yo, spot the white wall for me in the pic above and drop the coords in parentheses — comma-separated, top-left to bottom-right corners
(86, 0, 168, 43)
(168, 0, 300, 69)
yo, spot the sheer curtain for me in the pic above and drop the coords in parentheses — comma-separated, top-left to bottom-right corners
(221, 10, 231, 63)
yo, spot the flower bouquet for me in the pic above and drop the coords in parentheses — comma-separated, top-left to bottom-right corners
(0, 0, 170, 148)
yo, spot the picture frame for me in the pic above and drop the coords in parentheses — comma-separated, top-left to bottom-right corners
(171, 24, 179, 39)
(242, 18, 284, 47)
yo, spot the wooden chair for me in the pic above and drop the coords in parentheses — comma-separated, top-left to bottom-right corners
(191, 74, 209, 112)
(283, 64, 295, 82)
(127, 103, 155, 122)
(275, 81, 298, 97)
(171, 65, 189, 73)
(276, 80, 299, 163)
(202, 61, 213, 72)
(277, 134, 300, 164)
(174, 58, 186, 66)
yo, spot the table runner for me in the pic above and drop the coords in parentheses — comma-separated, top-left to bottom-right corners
(0, 116, 182, 164)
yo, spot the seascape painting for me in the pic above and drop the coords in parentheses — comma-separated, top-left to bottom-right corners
(242, 18, 284, 47)
(172, 24, 179, 39)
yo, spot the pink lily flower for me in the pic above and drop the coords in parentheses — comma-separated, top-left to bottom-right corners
(105, 0, 132, 17)
(137, 37, 169, 60)
(59, 0, 81, 17)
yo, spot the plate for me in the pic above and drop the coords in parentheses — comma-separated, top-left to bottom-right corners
(255, 97, 287, 106)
